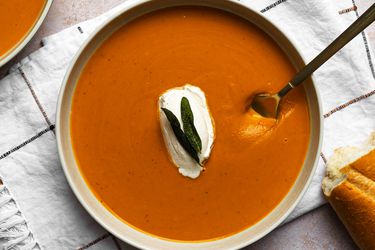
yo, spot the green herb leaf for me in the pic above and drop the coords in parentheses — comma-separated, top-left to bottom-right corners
(161, 108, 200, 164)
(181, 97, 202, 153)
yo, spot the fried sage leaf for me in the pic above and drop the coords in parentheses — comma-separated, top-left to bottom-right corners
(181, 97, 202, 153)
(161, 108, 200, 164)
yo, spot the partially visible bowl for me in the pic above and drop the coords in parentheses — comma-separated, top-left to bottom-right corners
(56, 0, 323, 249)
(0, 0, 53, 67)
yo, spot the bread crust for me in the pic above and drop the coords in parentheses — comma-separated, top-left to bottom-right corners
(350, 149, 375, 181)
(328, 181, 375, 249)
(324, 149, 375, 250)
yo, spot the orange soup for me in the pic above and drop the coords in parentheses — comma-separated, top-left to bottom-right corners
(0, 0, 46, 58)
(71, 7, 310, 241)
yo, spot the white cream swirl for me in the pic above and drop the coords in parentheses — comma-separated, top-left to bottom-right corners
(159, 84, 215, 179)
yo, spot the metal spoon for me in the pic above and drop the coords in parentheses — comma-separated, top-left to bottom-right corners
(251, 3, 375, 118)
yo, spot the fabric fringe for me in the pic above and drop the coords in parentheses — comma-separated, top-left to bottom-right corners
(0, 185, 40, 250)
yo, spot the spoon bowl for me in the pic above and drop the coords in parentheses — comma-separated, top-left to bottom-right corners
(251, 93, 280, 119)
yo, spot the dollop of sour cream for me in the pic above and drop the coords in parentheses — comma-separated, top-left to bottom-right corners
(159, 84, 215, 179)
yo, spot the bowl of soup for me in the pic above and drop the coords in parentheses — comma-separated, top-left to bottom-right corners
(0, 0, 52, 67)
(56, 0, 322, 249)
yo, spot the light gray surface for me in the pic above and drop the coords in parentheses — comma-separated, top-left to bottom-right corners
(1, 0, 374, 249)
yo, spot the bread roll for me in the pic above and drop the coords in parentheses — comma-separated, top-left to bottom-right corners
(322, 133, 375, 250)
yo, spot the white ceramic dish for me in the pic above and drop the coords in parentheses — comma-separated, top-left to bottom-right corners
(56, 0, 323, 249)
(0, 0, 53, 67)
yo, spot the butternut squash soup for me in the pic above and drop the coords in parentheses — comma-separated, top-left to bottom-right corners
(71, 7, 310, 241)
(0, 0, 46, 58)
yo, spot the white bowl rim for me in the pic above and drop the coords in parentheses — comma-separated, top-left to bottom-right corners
(0, 0, 53, 68)
(56, 1, 324, 249)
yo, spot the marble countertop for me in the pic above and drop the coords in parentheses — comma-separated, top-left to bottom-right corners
(2, 0, 374, 249)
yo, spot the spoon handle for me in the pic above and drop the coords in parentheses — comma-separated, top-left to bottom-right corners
(278, 3, 375, 97)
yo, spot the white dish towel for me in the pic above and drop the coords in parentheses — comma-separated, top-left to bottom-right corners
(0, 0, 374, 249)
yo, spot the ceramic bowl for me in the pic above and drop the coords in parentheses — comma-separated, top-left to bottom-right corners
(0, 0, 53, 67)
(56, 0, 323, 249)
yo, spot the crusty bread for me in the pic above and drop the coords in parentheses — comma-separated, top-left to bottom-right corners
(322, 133, 375, 250)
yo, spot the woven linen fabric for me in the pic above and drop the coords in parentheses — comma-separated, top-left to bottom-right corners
(0, 0, 374, 249)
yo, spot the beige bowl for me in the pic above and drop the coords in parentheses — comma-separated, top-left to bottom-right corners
(0, 0, 53, 67)
(56, 0, 323, 249)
